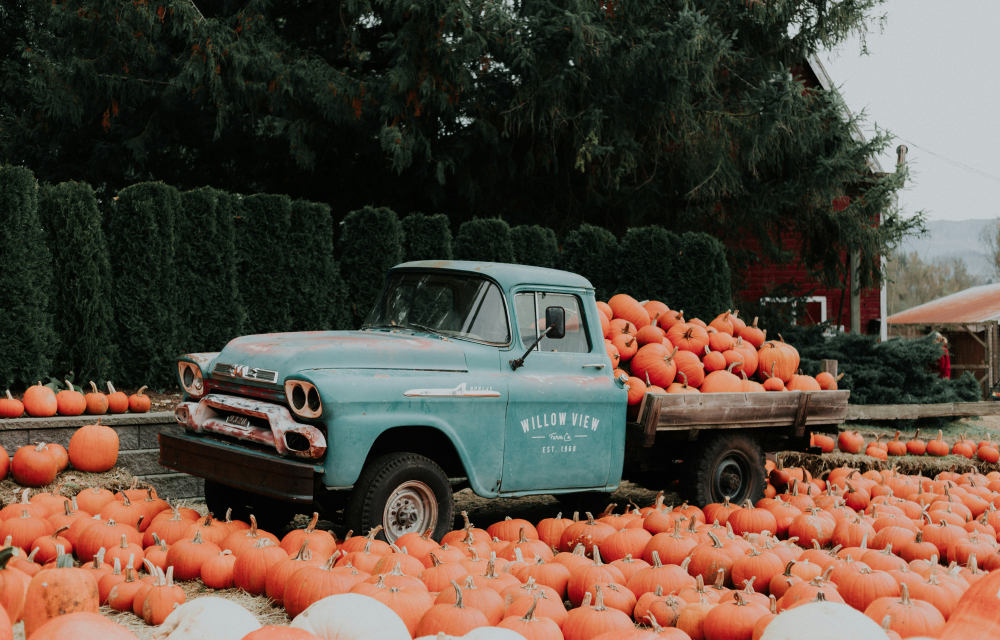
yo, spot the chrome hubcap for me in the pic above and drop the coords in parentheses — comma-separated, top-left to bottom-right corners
(383, 480, 438, 543)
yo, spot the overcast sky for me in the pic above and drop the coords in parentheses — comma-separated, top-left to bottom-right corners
(821, 0, 1000, 223)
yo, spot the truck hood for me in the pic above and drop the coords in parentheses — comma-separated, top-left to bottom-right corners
(213, 330, 469, 379)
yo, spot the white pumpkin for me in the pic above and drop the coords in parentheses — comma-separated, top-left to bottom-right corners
(462, 628, 528, 640)
(761, 601, 889, 640)
(291, 594, 411, 640)
(152, 597, 261, 640)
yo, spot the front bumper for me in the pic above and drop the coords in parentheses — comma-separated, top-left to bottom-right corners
(174, 393, 327, 460)
(159, 432, 316, 503)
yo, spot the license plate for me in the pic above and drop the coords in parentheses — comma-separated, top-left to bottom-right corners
(226, 414, 251, 430)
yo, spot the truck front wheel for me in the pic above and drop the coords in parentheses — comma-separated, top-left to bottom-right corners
(346, 453, 454, 544)
(684, 433, 766, 507)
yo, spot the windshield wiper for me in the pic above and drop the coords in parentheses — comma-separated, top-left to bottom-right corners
(405, 323, 447, 339)
(361, 323, 398, 331)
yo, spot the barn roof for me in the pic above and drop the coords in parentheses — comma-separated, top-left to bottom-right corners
(888, 283, 1000, 325)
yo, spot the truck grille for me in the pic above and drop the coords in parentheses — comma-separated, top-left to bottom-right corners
(212, 362, 279, 384)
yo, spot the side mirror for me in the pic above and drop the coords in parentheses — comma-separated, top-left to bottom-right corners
(545, 306, 566, 340)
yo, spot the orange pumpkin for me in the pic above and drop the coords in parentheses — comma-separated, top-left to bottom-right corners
(28, 611, 137, 640)
(55, 381, 86, 416)
(105, 383, 128, 414)
(0, 392, 23, 419)
(23, 554, 100, 637)
(21, 384, 57, 418)
(127, 386, 151, 413)
(83, 382, 108, 415)
(280, 512, 338, 559)
(141, 566, 185, 625)
(68, 418, 119, 472)
(11, 444, 57, 487)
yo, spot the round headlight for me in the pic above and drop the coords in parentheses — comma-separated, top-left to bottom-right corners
(285, 380, 322, 419)
(291, 384, 306, 411)
(178, 362, 205, 397)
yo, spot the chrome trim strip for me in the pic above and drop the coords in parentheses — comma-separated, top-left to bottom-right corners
(404, 383, 501, 398)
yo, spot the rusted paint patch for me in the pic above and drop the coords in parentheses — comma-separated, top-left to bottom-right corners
(184, 352, 218, 365)
(174, 394, 326, 459)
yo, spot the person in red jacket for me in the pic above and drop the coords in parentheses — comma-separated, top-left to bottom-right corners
(931, 332, 951, 379)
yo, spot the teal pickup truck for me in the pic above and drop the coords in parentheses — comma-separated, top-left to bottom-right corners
(163, 261, 848, 541)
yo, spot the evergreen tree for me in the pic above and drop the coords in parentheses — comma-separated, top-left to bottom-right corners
(0, 165, 56, 389)
(2, 0, 915, 293)
(562, 224, 619, 302)
(105, 181, 179, 387)
(793, 331, 983, 411)
(511, 225, 559, 269)
(37, 181, 117, 382)
(401, 213, 452, 262)
(339, 206, 403, 328)
(454, 219, 514, 263)
(176, 187, 244, 352)
(235, 194, 293, 335)
(288, 199, 338, 331)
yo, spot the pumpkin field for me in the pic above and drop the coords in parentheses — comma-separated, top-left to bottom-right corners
(0, 411, 995, 639)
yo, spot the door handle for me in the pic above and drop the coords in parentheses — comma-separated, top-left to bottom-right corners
(582, 364, 606, 369)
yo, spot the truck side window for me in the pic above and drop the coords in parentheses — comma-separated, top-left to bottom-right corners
(514, 292, 591, 354)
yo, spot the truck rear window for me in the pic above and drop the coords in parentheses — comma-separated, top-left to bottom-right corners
(364, 272, 511, 345)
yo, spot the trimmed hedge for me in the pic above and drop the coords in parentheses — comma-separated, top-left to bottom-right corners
(236, 194, 293, 335)
(454, 218, 514, 263)
(37, 181, 117, 383)
(288, 200, 349, 331)
(511, 225, 559, 269)
(106, 182, 180, 387)
(176, 188, 244, 353)
(0, 166, 56, 389)
(402, 213, 452, 262)
(561, 224, 619, 302)
(339, 206, 404, 327)
(673, 232, 733, 320)
(616, 226, 681, 305)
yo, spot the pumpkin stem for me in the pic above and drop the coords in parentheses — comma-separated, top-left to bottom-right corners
(452, 582, 466, 609)
(712, 568, 726, 590)
(93, 548, 106, 568)
(56, 553, 74, 569)
(303, 512, 319, 533)
(111, 557, 121, 575)
(593, 584, 607, 611)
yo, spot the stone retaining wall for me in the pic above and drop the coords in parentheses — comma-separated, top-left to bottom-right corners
(0, 412, 204, 498)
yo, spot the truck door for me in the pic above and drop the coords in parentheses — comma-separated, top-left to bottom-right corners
(501, 289, 618, 493)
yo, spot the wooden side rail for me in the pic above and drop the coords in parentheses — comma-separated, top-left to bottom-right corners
(637, 390, 850, 447)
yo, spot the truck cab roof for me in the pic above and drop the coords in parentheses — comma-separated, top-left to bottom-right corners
(393, 260, 595, 292)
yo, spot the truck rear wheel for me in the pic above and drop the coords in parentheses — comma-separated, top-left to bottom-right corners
(203, 480, 300, 534)
(346, 452, 453, 544)
(684, 433, 766, 507)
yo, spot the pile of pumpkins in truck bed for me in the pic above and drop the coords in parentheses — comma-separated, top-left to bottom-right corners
(598, 295, 834, 414)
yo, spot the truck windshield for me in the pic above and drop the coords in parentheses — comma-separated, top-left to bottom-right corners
(364, 272, 511, 345)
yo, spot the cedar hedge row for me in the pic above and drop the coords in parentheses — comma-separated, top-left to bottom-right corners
(0, 166, 56, 390)
(1, 167, 737, 388)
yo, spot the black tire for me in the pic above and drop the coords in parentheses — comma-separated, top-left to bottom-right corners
(203, 480, 300, 534)
(683, 433, 766, 507)
(346, 453, 453, 543)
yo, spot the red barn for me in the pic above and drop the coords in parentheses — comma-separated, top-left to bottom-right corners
(736, 56, 892, 340)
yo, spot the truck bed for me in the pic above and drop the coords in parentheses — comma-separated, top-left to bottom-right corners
(633, 390, 851, 447)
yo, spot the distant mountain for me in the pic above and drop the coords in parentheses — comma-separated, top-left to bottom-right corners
(896, 218, 997, 278)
